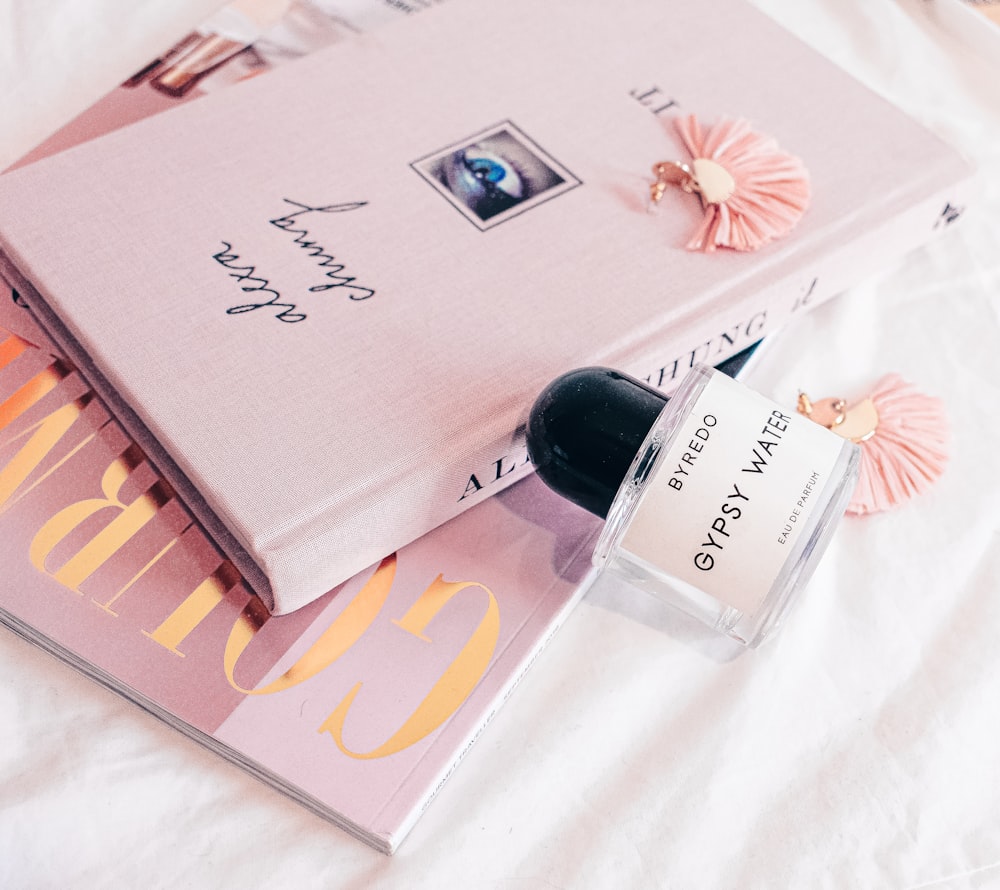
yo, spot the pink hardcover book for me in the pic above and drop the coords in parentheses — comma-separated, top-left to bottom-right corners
(0, 293, 600, 853)
(0, 0, 972, 616)
(0, 4, 609, 855)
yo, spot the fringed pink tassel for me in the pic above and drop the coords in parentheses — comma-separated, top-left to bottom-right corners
(651, 115, 810, 252)
(843, 374, 949, 516)
(798, 374, 949, 516)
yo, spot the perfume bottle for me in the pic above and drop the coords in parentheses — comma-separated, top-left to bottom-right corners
(526, 364, 860, 646)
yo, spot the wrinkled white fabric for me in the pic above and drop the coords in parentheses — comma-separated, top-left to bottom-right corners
(2, 0, 1000, 887)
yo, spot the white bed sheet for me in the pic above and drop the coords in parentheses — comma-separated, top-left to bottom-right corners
(2, 1, 1000, 886)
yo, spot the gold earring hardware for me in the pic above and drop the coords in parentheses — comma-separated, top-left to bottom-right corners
(798, 391, 878, 443)
(649, 158, 736, 209)
(649, 161, 694, 208)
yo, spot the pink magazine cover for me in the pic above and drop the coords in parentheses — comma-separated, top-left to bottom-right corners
(0, 293, 600, 853)
(0, 0, 606, 855)
(0, 0, 973, 620)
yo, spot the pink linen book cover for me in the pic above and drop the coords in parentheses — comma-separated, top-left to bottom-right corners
(0, 0, 972, 614)
(0, 294, 600, 852)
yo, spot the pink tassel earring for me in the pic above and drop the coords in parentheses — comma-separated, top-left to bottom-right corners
(649, 115, 810, 252)
(796, 374, 949, 516)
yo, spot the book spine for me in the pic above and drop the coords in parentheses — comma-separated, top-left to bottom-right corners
(0, 175, 972, 616)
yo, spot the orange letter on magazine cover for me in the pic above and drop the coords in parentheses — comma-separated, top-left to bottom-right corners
(319, 575, 500, 759)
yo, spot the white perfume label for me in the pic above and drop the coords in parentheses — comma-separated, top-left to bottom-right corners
(620, 371, 844, 616)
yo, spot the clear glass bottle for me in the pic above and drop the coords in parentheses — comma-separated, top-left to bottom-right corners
(526, 364, 860, 647)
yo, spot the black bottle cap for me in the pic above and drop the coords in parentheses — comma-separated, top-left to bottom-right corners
(526, 367, 668, 519)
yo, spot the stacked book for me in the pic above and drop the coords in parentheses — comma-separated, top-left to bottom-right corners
(0, 0, 971, 853)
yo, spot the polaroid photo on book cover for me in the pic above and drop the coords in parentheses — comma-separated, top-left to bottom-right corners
(412, 121, 581, 230)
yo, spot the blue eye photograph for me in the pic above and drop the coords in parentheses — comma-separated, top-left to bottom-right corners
(413, 122, 580, 229)
(436, 131, 563, 221)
